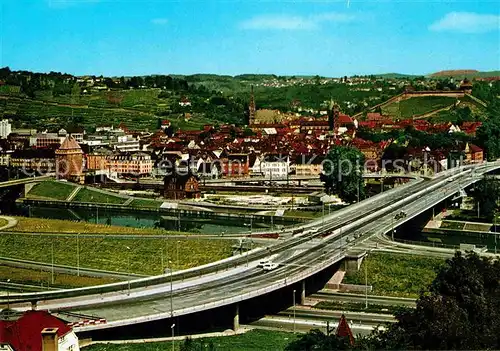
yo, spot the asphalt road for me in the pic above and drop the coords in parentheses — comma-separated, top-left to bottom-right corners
(3, 164, 499, 331)
(310, 291, 416, 307)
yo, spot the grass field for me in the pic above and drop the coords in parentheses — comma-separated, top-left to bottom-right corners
(0, 265, 117, 289)
(83, 329, 298, 351)
(343, 253, 444, 298)
(0, 96, 159, 131)
(130, 199, 162, 208)
(6, 216, 170, 235)
(72, 188, 127, 204)
(27, 181, 76, 200)
(284, 210, 323, 219)
(0, 218, 8, 228)
(440, 221, 465, 230)
(3, 217, 234, 274)
(382, 96, 457, 119)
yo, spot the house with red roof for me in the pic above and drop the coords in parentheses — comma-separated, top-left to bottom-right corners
(336, 314, 354, 346)
(461, 121, 482, 136)
(0, 310, 79, 351)
(464, 143, 483, 163)
(366, 112, 384, 121)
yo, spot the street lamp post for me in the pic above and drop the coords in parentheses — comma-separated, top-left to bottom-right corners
(169, 260, 173, 318)
(77, 232, 80, 277)
(6, 279, 10, 310)
(176, 240, 180, 268)
(126, 246, 131, 296)
(292, 289, 296, 333)
(322, 203, 325, 224)
(51, 241, 54, 285)
(171, 323, 176, 351)
(161, 247, 164, 274)
(391, 215, 395, 241)
(494, 213, 497, 254)
(364, 251, 371, 309)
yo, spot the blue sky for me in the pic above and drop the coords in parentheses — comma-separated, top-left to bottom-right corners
(1, 0, 499, 77)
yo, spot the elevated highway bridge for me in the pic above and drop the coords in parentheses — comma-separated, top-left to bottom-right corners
(2, 163, 498, 336)
(0, 175, 52, 189)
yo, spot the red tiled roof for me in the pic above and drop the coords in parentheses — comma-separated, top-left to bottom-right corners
(366, 112, 384, 121)
(0, 310, 73, 351)
(338, 114, 353, 125)
(468, 143, 483, 153)
(58, 135, 81, 150)
(336, 314, 355, 345)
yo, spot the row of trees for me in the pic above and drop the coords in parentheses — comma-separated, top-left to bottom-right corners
(476, 100, 500, 160)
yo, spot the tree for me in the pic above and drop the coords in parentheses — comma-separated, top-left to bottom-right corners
(243, 128, 255, 137)
(287, 252, 500, 350)
(180, 337, 216, 351)
(471, 177, 500, 220)
(321, 146, 365, 203)
(367, 252, 500, 350)
(285, 329, 353, 351)
(476, 103, 500, 160)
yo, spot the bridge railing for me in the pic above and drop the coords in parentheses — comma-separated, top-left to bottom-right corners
(5, 163, 495, 305)
(2, 170, 427, 304)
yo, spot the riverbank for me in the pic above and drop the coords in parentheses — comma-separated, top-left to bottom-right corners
(20, 198, 304, 227)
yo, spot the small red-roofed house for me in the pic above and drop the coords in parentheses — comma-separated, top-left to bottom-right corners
(0, 310, 79, 351)
(366, 112, 384, 121)
(336, 314, 355, 346)
(464, 143, 483, 163)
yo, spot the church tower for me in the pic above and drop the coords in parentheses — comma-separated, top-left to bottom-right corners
(55, 135, 85, 184)
(248, 85, 256, 126)
(328, 99, 340, 132)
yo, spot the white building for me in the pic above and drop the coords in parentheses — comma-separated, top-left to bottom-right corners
(112, 135, 140, 152)
(259, 154, 290, 179)
(0, 119, 12, 139)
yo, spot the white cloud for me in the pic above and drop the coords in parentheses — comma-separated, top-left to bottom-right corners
(151, 18, 169, 26)
(240, 12, 354, 30)
(429, 12, 500, 33)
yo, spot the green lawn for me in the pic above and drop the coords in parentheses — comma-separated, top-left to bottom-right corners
(83, 329, 298, 351)
(343, 253, 444, 298)
(0, 265, 117, 289)
(72, 188, 127, 204)
(2, 217, 234, 274)
(284, 210, 323, 219)
(0, 218, 8, 228)
(440, 221, 465, 230)
(27, 181, 76, 200)
(382, 96, 457, 119)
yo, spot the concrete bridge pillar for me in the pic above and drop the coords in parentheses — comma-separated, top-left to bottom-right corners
(300, 280, 306, 305)
(343, 250, 367, 273)
(22, 182, 37, 198)
(233, 304, 239, 331)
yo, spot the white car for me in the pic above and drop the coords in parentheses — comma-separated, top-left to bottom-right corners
(257, 259, 272, 268)
(261, 262, 279, 271)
